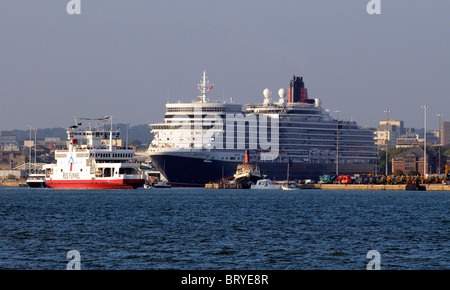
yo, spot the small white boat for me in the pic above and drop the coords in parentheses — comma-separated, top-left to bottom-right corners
(281, 160, 300, 190)
(153, 182, 172, 188)
(251, 179, 281, 190)
(143, 181, 171, 189)
(26, 173, 48, 188)
(281, 183, 301, 191)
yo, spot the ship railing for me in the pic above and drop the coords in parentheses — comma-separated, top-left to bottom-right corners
(55, 147, 100, 152)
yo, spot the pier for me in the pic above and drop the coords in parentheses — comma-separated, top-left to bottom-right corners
(301, 183, 450, 191)
(204, 181, 450, 191)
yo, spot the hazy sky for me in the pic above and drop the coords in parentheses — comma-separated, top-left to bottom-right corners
(1, 0, 449, 131)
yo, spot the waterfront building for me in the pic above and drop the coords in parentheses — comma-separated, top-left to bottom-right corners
(391, 147, 437, 175)
(441, 121, 450, 146)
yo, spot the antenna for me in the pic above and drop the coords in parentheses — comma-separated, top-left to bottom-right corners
(197, 70, 213, 103)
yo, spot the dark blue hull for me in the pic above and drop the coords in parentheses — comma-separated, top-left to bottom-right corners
(150, 154, 377, 187)
(150, 154, 240, 187)
(26, 181, 48, 188)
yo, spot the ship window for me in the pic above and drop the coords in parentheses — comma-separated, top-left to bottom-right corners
(104, 168, 112, 177)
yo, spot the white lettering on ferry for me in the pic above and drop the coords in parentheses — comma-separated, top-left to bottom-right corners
(63, 172, 81, 179)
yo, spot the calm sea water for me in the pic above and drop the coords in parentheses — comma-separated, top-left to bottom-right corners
(0, 186, 448, 270)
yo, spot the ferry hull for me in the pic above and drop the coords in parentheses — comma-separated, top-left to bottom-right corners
(45, 179, 145, 190)
(151, 153, 377, 187)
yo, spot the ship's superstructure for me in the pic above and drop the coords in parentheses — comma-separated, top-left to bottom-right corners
(246, 76, 377, 171)
(149, 71, 247, 186)
(45, 116, 144, 189)
(148, 72, 377, 186)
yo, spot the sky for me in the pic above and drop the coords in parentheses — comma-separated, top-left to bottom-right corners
(0, 0, 449, 131)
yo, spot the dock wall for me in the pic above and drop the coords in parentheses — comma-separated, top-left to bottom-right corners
(302, 184, 450, 191)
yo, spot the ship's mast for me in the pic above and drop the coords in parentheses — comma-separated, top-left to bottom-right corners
(197, 70, 213, 103)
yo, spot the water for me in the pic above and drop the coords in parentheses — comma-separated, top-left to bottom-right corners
(0, 186, 449, 270)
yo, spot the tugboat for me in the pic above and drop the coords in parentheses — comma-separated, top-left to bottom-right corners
(405, 181, 426, 191)
(44, 116, 145, 189)
(233, 151, 261, 189)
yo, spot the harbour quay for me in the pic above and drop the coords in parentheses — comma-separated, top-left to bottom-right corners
(301, 183, 450, 191)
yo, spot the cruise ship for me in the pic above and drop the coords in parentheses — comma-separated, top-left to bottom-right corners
(148, 72, 378, 186)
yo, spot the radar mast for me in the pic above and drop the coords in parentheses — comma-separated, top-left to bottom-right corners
(197, 70, 213, 103)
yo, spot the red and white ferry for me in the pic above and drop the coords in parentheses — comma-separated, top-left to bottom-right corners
(44, 116, 145, 189)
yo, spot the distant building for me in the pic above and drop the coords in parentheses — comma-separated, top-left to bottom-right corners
(416, 132, 439, 146)
(391, 147, 442, 175)
(374, 120, 405, 149)
(0, 135, 19, 151)
(0, 135, 26, 170)
(0, 148, 26, 170)
(396, 134, 419, 148)
(441, 121, 450, 146)
(395, 130, 440, 148)
(37, 137, 66, 150)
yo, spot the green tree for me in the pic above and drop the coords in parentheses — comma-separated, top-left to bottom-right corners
(378, 147, 409, 175)
(393, 169, 404, 176)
